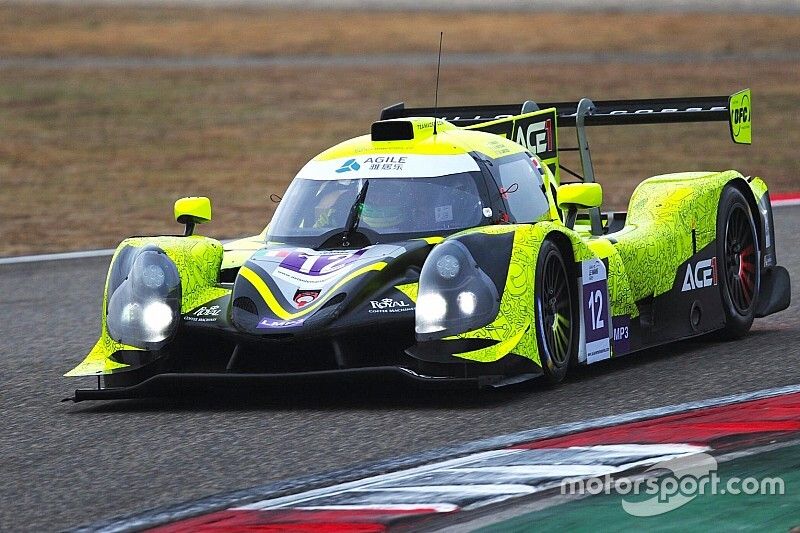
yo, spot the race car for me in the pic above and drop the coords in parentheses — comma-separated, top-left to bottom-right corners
(66, 89, 791, 400)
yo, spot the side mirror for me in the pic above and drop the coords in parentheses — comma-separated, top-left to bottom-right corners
(556, 183, 602, 210)
(556, 183, 603, 233)
(174, 196, 212, 236)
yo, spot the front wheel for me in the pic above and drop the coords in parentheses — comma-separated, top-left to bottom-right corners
(535, 239, 577, 384)
(715, 186, 760, 339)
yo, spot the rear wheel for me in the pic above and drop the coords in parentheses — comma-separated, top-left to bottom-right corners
(716, 186, 760, 339)
(535, 240, 577, 383)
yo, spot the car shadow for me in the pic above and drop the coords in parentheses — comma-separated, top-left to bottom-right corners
(65, 378, 540, 413)
(65, 328, 782, 414)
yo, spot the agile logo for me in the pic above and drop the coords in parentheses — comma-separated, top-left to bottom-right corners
(336, 158, 361, 173)
(681, 258, 717, 292)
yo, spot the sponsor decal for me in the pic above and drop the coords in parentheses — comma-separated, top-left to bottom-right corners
(486, 138, 512, 156)
(434, 205, 453, 222)
(296, 154, 478, 181)
(448, 114, 513, 121)
(581, 258, 612, 364)
(368, 298, 413, 314)
(257, 317, 305, 329)
(598, 106, 727, 116)
(293, 290, 320, 308)
(612, 315, 631, 355)
(335, 158, 361, 173)
(515, 118, 554, 156)
(184, 305, 222, 323)
(731, 105, 749, 134)
(470, 109, 557, 162)
(278, 249, 367, 278)
(363, 155, 407, 172)
(681, 258, 717, 292)
(729, 89, 751, 144)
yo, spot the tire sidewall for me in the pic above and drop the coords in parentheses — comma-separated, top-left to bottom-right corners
(534, 239, 577, 383)
(716, 186, 760, 337)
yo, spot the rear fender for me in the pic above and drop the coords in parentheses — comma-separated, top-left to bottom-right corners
(623, 170, 749, 300)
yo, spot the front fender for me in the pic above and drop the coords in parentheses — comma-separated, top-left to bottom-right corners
(65, 235, 228, 377)
(429, 223, 591, 365)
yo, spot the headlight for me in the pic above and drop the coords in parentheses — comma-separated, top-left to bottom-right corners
(106, 246, 181, 349)
(141, 264, 166, 289)
(416, 240, 500, 340)
(456, 291, 477, 315)
(435, 254, 461, 279)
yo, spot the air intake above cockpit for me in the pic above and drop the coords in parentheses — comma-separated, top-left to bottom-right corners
(371, 120, 415, 141)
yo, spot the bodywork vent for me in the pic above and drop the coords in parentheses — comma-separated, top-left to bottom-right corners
(233, 296, 258, 315)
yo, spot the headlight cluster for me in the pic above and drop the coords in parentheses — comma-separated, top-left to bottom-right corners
(106, 245, 181, 350)
(416, 240, 500, 340)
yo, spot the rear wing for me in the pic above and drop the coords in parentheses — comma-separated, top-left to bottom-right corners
(380, 89, 752, 184)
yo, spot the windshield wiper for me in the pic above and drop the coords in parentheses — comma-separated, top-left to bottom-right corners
(342, 179, 370, 247)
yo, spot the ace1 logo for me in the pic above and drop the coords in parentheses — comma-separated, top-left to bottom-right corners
(681, 258, 718, 292)
(513, 113, 556, 160)
(515, 118, 553, 156)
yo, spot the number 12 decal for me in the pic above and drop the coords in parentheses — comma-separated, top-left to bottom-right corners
(588, 289, 605, 331)
(581, 258, 612, 364)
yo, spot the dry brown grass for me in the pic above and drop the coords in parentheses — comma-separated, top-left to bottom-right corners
(1, 6, 799, 57)
(0, 6, 798, 255)
(2, 62, 797, 256)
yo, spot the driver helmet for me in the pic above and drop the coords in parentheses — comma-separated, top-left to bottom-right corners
(361, 184, 407, 230)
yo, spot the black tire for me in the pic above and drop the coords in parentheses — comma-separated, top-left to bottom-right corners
(715, 186, 760, 339)
(534, 239, 578, 384)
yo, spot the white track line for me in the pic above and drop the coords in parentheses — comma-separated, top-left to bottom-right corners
(773, 198, 800, 207)
(0, 248, 116, 265)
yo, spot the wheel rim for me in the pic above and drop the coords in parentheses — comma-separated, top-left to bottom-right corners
(537, 251, 573, 367)
(724, 204, 757, 315)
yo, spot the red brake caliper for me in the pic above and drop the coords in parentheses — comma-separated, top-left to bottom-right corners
(738, 244, 755, 303)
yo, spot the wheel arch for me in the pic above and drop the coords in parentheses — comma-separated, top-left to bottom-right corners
(725, 177, 764, 258)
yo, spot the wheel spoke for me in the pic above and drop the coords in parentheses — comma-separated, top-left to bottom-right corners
(723, 205, 757, 314)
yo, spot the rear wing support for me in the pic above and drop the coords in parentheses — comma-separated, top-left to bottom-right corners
(574, 97, 603, 235)
(575, 98, 596, 184)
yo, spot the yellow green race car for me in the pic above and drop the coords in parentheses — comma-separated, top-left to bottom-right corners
(66, 89, 791, 400)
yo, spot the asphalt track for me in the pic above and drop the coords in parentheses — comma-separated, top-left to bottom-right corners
(0, 206, 797, 532)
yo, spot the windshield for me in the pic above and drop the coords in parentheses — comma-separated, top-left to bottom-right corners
(268, 172, 487, 244)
